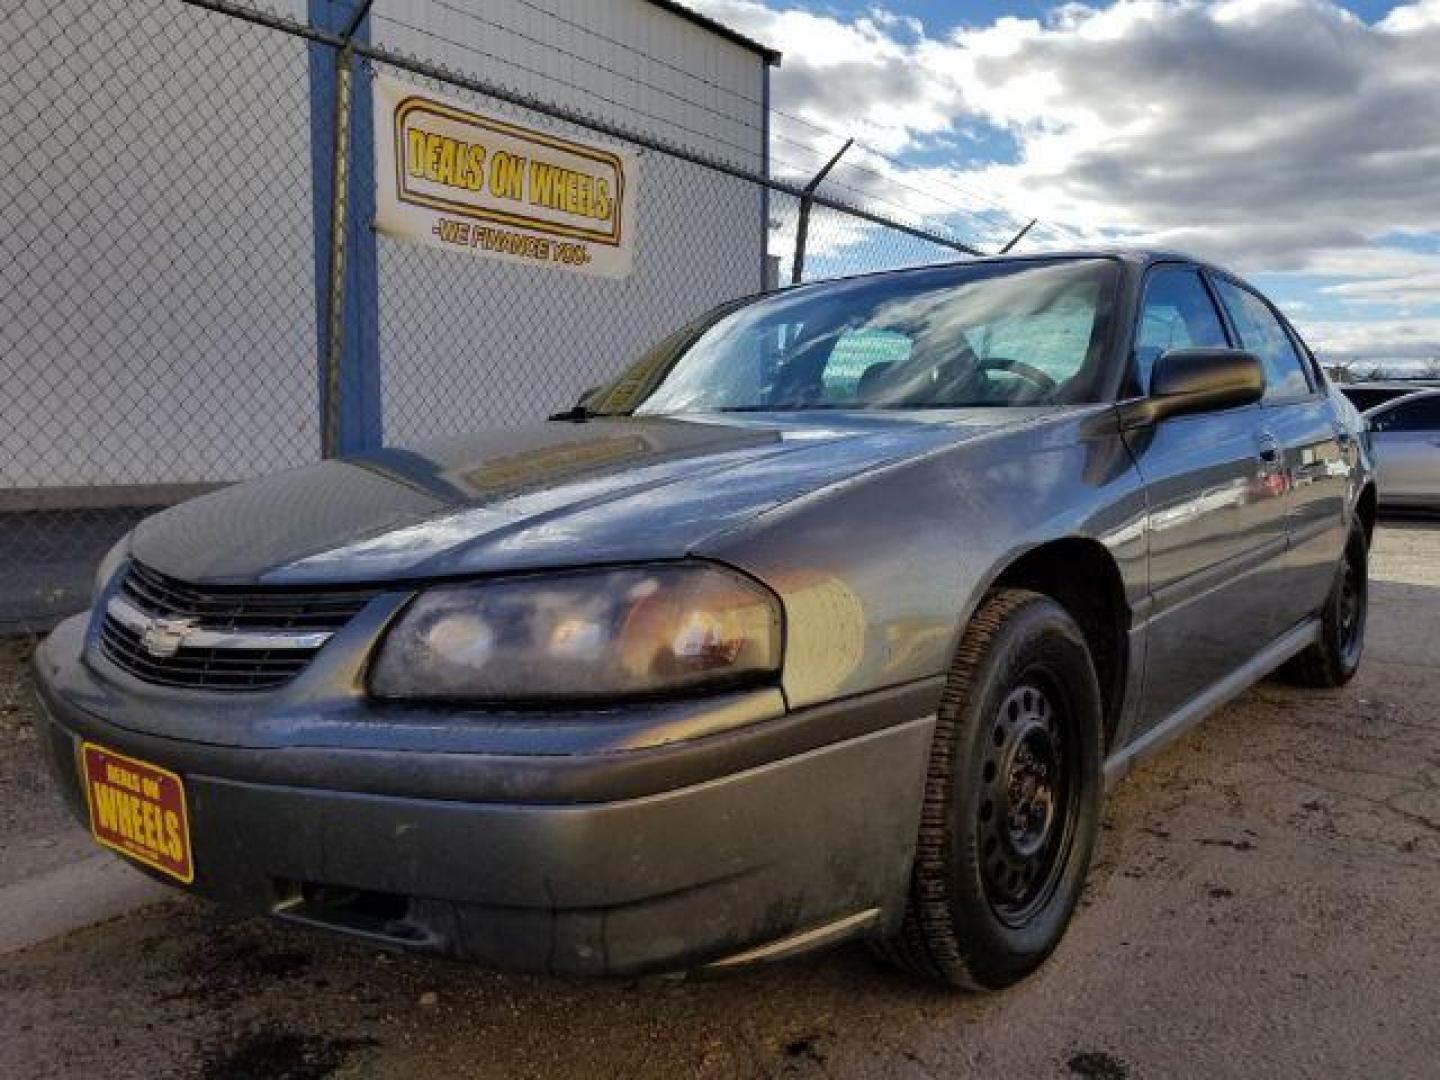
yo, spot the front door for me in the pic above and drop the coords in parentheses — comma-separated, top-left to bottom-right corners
(1123, 265, 1290, 734)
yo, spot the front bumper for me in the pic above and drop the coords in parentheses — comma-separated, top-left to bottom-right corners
(34, 615, 938, 975)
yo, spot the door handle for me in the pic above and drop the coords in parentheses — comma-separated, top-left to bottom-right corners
(1256, 432, 1281, 465)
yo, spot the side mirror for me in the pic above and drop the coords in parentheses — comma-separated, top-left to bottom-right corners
(1122, 348, 1264, 428)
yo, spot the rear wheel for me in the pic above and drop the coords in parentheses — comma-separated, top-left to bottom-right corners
(1279, 522, 1368, 688)
(871, 588, 1104, 990)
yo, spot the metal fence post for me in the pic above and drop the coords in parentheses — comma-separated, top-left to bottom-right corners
(999, 218, 1037, 255)
(310, 0, 378, 459)
(791, 138, 852, 286)
(759, 62, 771, 291)
(321, 43, 355, 458)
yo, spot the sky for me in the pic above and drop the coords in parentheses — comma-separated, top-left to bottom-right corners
(691, 0, 1440, 364)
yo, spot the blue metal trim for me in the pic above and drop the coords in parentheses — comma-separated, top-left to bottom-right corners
(307, 0, 383, 455)
(350, 446, 473, 500)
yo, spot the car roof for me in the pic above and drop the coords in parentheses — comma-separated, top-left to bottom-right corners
(795, 247, 1239, 293)
(1347, 380, 1440, 391)
(1362, 387, 1440, 415)
(961, 246, 1201, 268)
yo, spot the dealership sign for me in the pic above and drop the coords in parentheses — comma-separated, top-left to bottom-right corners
(373, 76, 637, 278)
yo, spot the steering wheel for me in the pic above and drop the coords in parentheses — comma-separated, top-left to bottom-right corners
(981, 357, 1057, 396)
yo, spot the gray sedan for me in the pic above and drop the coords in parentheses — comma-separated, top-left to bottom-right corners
(33, 250, 1373, 990)
(1365, 388, 1440, 510)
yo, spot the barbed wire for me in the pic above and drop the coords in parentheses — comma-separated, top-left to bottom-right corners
(768, 109, 1097, 246)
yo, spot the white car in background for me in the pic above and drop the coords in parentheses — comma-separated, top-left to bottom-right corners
(1365, 389, 1440, 510)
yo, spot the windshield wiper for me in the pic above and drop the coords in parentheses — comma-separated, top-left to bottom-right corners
(547, 404, 602, 422)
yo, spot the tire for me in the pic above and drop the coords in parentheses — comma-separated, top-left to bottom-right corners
(871, 588, 1104, 990)
(1279, 522, 1368, 688)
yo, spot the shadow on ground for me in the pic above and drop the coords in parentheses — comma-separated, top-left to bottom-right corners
(2, 522, 1438, 1080)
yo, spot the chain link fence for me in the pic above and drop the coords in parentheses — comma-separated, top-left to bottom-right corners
(367, 55, 773, 444)
(1, 0, 984, 633)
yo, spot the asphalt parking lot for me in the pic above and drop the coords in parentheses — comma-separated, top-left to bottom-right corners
(2, 518, 1437, 1080)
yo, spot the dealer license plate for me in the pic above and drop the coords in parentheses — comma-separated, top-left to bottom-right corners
(81, 741, 194, 884)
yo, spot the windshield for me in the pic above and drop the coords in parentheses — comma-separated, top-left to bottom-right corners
(596, 258, 1119, 416)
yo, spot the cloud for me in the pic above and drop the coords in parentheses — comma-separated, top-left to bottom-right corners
(693, 0, 1440, 356)
(1322, 271, 1440, 305)
(1378, 0, 1440, 30)
(692, 3, 962, 156)
(939, 0, 1440, 260)
(1298, 315, 1440, 358)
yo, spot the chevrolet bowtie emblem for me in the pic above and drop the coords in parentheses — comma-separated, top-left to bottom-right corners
(139, 616, 199, 658)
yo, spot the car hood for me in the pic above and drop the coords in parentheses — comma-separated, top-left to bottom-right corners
(130, 411, 1049, 585)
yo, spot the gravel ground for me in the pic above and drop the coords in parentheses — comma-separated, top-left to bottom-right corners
(0, 637, 95, 888)
(2, 519, 1437, 1080)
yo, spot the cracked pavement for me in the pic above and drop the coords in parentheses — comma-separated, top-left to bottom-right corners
(2, 519, 1437, 1080)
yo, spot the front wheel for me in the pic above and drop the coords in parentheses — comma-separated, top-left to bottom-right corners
(871, 588, 1104, 990)
(1279, 522, 1368, 688)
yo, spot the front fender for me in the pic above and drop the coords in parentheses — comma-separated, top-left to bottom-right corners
(702, 408, 1148, 709)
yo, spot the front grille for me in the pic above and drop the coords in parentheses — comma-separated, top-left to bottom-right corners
(99, 617, 319, 690)
(118, 560, 373, 631)
(98, 561, 377, 691)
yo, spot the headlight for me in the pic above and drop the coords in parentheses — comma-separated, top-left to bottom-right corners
(370, 564, 783, 702)
(93, 533, 131, 600)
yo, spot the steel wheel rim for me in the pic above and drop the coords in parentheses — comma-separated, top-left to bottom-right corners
(977, 673, 1079, 927)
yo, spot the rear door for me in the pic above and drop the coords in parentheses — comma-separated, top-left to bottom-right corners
(1369, 393, 1440, 507)
(1209, 276, 1349, 631)
(1123, 264, 1289, 734)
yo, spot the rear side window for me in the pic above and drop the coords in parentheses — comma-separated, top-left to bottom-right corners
(1133, 267, 1228, 393)
(1370, 396, 1440, 432)
(1284, 324, 1326, 389)
(1212, 279, 1313, 400)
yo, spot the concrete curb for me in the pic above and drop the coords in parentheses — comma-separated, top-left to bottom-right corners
(0, 853, 171, 955)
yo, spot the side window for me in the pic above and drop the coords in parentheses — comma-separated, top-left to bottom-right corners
(1133, 267, 1228, 393)
(1371, 396, 1440, 433)
(1212, 279, 1313, 400)
(821, 329, 912, 402)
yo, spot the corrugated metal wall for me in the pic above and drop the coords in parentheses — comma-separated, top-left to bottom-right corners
(1, 0, 768, 487)
(1, 0, 320, 490)
(370, 0, 765, 166)
(367, 0, 769, 443)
